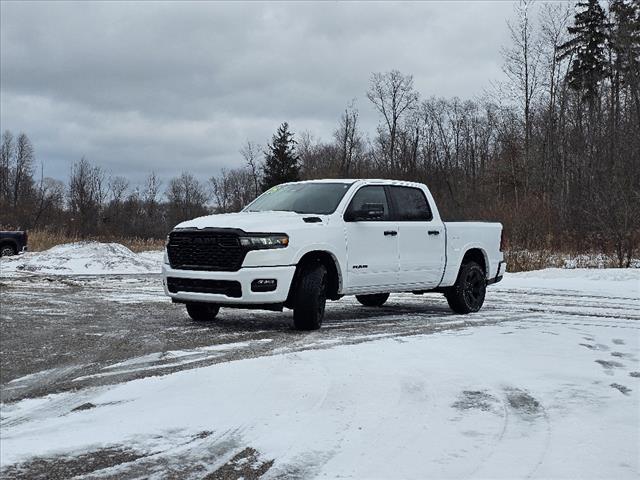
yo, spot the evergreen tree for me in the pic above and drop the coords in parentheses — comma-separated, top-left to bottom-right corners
(261, 122, 300, 191)
(558, 0, 610, 102)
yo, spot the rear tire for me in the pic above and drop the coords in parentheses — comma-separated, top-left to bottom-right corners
(293, 263, 327, 331)
(445, 261, 486, 314)
(356, 293, 390, 307)
(186, 302, 220, 322)
(0, 245, 17, 257)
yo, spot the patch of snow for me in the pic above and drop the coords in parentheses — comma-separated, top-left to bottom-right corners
(71, 339, 274, 382)
(498, 268, 640, 297)
(7, 367, 70, 385)
(0, 242, 163, 277)
(137, 250, 164, 264)
(102, 339, 273, 371)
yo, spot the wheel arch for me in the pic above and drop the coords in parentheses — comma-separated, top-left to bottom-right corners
(460, 247, 488, 275)
(0, 239, 18, 253)
(286, 249, 342, 307)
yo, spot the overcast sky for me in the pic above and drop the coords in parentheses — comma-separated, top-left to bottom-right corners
(1, 1, 520, 186)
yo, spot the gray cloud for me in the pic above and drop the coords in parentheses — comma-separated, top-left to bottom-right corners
(1, 1, 517, 186)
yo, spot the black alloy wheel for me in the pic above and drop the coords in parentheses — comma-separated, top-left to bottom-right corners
(445, 261, 486, 314)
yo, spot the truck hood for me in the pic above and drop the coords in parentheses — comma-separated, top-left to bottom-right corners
(174, 211, 324, 232)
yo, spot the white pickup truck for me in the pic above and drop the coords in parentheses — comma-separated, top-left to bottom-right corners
(162, 179, 506, 330)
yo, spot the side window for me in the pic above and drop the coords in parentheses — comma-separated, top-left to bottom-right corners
(389, 186, 433, 221)
(345, 186, 390, 221)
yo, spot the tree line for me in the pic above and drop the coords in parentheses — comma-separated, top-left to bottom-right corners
(1, 0, 638, 265)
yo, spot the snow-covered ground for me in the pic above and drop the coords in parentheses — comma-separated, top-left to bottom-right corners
(500, 266, 640, 297)
(2, 318, 638, 479)
(0, 244, 638, 478)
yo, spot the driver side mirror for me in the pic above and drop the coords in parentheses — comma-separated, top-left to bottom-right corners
(345, 202, 385, 221)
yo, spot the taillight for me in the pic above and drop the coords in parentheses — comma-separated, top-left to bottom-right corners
(500, 229, 505, 251)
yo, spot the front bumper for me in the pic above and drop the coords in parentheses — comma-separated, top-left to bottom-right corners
(162, 264, 296, 305)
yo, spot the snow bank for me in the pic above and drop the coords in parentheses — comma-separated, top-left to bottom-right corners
(0, 242, 163, 276)
(499, 268, 640, 297)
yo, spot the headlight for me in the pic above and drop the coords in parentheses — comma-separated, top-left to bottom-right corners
(240, 234, 289, 249)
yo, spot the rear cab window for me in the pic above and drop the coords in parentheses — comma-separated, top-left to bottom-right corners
(388, 186, 433, 221)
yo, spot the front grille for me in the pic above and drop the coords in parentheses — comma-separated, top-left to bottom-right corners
(167, 229, 246, 271)
(167, 277, 242, 297)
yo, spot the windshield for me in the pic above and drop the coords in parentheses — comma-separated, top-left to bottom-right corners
(244, 182, 353, 214)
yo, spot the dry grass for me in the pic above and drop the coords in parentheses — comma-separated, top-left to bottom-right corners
(27, 230, 165, 253)
(504, 250, 561, 272)
(504, 249, 636, 272)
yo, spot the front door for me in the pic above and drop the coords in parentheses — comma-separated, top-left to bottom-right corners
(344, 186, 399, 290)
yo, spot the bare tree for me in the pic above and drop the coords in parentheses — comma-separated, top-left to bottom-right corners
(0, 130, 14, 208)
(13, 133, 35, 208)
(540, 3, 572, 117)
(334, 100, 362, 176)
(539, 2, 572, 209)
(210, 169, 233, 213)
(166, 172, 208, 225)
(297, 130, 340, 179)
(367, 70, 419, 170)
(109, 176, 130, 204)
(32, 177, 65, 229)
(501, 0, 543, 197)
(240, 141, 262, 198)
(210, 167, 256, 213)
(68, 157, 106, 235)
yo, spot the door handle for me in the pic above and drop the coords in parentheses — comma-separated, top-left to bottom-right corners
(384, 230, 398, 236)
(428, 230, 440, 236)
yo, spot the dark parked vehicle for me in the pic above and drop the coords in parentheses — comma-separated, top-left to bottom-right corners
(0, 230, 28, 257)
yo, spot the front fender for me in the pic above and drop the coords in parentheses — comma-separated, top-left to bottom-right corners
(293, 243, 346, 290)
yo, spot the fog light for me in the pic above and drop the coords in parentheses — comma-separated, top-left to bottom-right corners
(251, 279, 277, 292)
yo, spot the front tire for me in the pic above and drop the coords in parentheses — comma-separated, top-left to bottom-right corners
(186, 302, 220, 322)
(0, 245, 17, 257)
(356, 293, 390, 307)
(445, 261, 486, 314)
(293, 263, 328, 331)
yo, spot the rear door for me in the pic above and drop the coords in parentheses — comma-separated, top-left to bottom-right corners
(388, 186, 445, 288)
(344, 185, 399, 290)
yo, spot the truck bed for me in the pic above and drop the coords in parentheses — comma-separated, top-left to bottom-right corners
(441, 222, 503, 286)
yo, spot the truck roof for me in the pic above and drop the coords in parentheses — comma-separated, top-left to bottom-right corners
(292, 178, 428, 188)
